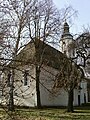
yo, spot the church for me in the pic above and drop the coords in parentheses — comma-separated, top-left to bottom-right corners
(0, 22, 88, 107)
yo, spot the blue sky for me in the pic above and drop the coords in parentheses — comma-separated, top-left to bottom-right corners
(53, 0, 90, 34)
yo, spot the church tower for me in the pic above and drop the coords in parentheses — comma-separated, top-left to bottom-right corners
(60, 22, 74, 58)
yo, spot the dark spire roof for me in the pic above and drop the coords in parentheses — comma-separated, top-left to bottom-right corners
(61, 21, 73, 38)
(63, 22, 69, 33)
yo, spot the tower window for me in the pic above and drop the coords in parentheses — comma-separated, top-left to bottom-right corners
(63, 41, 65, 44)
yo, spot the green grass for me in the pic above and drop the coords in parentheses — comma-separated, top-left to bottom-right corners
(0, 106, 90, 120)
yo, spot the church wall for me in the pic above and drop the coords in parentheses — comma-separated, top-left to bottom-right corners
(40, 65, 88, 106)
(13, 64, 37, 107)
(39, 65, 68, 106)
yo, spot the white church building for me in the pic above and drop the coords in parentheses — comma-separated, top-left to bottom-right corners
(0, 22, 89, 107)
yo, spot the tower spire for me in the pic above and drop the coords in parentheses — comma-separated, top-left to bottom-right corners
(61, 21, 72, 38)
(60, 21, 74, 57)
(63, 22, 69, 34)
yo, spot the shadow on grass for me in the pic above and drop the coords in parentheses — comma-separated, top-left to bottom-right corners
(75, 106, 90, 110)
(74, 110, 90, 113)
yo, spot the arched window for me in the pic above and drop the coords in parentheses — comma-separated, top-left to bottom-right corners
(23, 70, 29, 86)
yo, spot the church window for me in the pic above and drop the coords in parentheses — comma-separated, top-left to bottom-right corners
(23, 70, 29, 86)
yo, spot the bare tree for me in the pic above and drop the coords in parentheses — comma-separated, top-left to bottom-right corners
(52, 56, 82, 112)
(0, 0, 76, 114)
(68, 31, 90, 75)
(75, 33, 90, 72)
(26, 0, 76, 108)
(59, 30, 90, 111)
(0, 0, 35, 111)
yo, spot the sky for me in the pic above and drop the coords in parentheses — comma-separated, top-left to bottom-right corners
(53, 0, 90, 35)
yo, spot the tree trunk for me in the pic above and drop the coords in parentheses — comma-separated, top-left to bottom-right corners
(36, 66, 41, 108)
(67, 88, 74, 112)
(8, 70, 14, 111)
